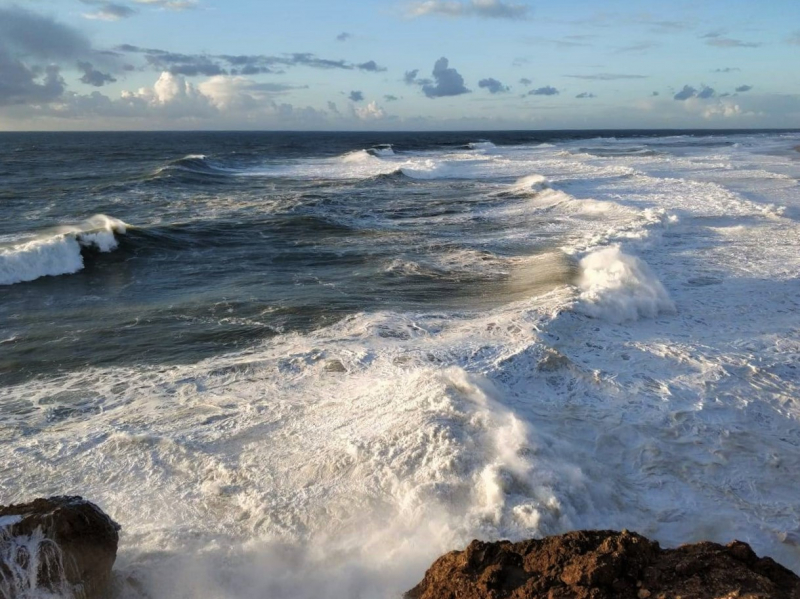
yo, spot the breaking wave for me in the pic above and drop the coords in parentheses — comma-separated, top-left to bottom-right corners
(0, 215, 128, 286)
(575, 246, 676, 322)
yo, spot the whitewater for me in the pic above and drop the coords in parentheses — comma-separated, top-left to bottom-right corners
(1, 130, 799, 598)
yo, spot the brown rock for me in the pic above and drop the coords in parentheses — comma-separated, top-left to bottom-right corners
(0, 496, 120, 599)
(406, 530, 800, 599)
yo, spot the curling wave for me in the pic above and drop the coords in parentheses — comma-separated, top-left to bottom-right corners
(0, 215, 128, 286)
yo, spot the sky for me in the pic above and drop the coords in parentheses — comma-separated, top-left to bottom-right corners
(0, 0, 798, 130)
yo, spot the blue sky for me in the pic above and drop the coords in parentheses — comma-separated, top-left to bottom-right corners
(0, 0, 798, 130)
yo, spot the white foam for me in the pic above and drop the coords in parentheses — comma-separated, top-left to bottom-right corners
(0, 215, 128, 286)
(340, 149, 377, 164)
(0, 516, 22, 528)
(6, 133, 800, 598)
(576, 246, 675, 322)
(371, 146, 395, 157)
(468, 141, 497, 151)
(510, 174, 551, 193)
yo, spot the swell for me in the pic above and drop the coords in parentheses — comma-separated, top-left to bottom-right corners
(149, 154, 239, 181)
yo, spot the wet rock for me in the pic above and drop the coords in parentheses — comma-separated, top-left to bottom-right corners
(0, 496, 120, 599)
(406, 530, 800, 599)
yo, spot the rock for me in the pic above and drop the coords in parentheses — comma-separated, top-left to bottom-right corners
(405, 530, 800, 599)
(0, 496, 120, 599)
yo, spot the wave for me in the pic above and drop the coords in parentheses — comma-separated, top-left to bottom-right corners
(339, 149, 382, 164)
(0, 215, 128, 286)
(368, 144, 395, 157)
(575, 246, 675, 322)
(153, 154, 238, 179)
(467, 141, 497, 151)
(509, 174, 552, 194)
(577, 147, 662, 158)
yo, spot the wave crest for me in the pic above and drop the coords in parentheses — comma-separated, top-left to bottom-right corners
(0, 215, 128, 286)
(576, 246, 675, 323)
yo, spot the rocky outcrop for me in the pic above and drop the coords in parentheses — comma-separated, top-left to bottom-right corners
(0, 496, 120, 599)
(406, 530, 800, 599)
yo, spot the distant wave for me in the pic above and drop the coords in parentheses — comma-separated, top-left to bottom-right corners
(0, 215, 128, 286)
(367, 144, 395, 157)
(466, 141, 497, 151)
(577, 147, 662, 158)
(152, 154, 238, 179)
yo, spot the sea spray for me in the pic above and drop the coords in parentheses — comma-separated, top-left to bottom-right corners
(576, 246, 675, 322)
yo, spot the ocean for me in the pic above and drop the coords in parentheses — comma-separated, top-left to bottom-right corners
(1, 130, 800, 597)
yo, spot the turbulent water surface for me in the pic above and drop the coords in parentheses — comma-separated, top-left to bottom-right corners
(2, 130, 800, 597)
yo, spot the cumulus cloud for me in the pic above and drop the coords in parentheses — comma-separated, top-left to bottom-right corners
(697, 86, 715, 99)
(417, 57, 469, 98)
(101, 71, 318, 123)
(519, 77, 532, 86)
(355, 101, 386, 120)
(111, 71, 214, 119)
(336, 32, 352, 41)
(566, 73, 647, 80)
(384, 94, 399, 101)
(674, 85, 715, 101)
(407, 0, 529, 19)
(673, 85, 697, 101)
(529, 85, 558, 96)
(735, 84, 753, 93)
(357, 60, 387, 72)
(78, 61, 117, 86)
(576, 92, 596, 99)
(701, 100, 743, 119)
(348, 90, 364, 102)
(478, 78, 509, 94)
(403, 69, 429, 85)
(195, 76, 302, 111)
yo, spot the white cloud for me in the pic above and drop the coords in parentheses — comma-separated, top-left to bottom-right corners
(198, 75, 273, 110)
(82, 3, 137, 21)
(131, 0, 198, 10)
(701, 100, 743, 119)
(407, 0, 529, 19)
(355, 100, 386, 120)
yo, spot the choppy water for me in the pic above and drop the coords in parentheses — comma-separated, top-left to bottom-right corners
(2, 130, 800, 598)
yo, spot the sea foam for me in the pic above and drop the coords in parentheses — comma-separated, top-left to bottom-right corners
(576, 246, 675, 322)
(0, 215, 128, 286)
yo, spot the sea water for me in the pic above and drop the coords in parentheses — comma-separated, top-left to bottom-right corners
(1, 130, 800, 597)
